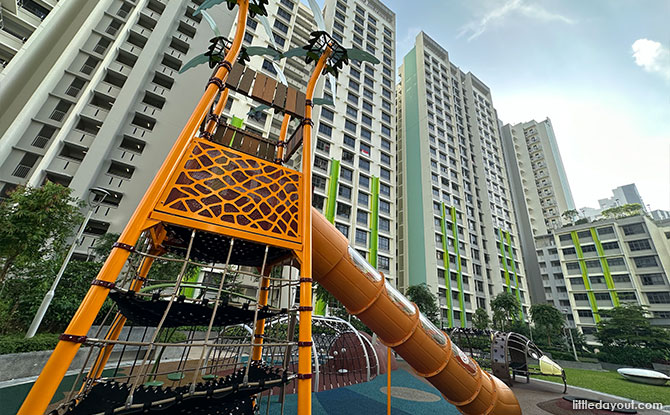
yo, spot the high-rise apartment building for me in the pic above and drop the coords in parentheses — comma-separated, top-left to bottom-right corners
(0, 0, 56, 71)
(222, 0, 397, 286)
(397, 32, 530, 327)
(0, 0, 237, 256)
(555, 215, 670, 339)
(501, 118, 576, 308)
(598, 183, 645, 211)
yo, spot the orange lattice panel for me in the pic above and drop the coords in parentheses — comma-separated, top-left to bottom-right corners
(151, 139, 302, 250)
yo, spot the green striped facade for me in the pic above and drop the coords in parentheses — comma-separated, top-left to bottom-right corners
(446, 204, 466, 327)
(570, 231, 601, 323)
(589, 228, 620, 306)
(504, 231, 524, 320)
(369, 176, 380, 268)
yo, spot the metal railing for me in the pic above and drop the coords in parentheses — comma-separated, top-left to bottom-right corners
(12, 164, 32, 178)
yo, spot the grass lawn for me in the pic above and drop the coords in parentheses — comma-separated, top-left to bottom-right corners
(532, 367, 670, 405)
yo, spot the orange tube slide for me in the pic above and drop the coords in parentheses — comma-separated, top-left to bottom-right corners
(312, 209, 522, 415)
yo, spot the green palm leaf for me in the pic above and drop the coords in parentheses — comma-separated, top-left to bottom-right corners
(346, 48, 380, 64)
(200, 10, 221, 37)
(313, 97, 334, 107)
(245, 46, 280, 59)
(279, 47, 309, 60)
(193, 0, 226, 16)
(179, 53, 209, 73)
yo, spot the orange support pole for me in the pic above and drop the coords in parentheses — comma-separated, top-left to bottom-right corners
(17, 3, 250, 414)
(251, 268, 272, 361)
(275, 113, 290, 162)
(387, 347, 392, 415)
(296, 47, 331, 415)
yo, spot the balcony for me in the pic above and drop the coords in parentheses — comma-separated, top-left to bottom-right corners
(80, 105, 109, 122)
(65, 130, 96, 148)
(47, 157, 80, 177)
(95, 82, 120, 99)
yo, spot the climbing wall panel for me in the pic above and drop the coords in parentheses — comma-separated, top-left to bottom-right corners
(152, 139, 302, 250)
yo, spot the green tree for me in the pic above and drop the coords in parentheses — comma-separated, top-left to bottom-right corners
(561, 209, 579, 224)
(601, 203, 643, 220)
(405, 284, 440, 324)
(0, 183, 83, 284)
(595, 304, 670, 366)
(490, 292, 520, 332)
(472, 307, 491, 330)
(530, 303, 565, 346)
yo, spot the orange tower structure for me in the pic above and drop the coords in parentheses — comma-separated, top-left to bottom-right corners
(17, 1, 522, 414)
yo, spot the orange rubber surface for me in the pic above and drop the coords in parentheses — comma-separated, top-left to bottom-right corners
(312, 208, 522, 415)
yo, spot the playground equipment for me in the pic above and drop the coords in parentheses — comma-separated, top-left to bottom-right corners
(17, 1, 522, 414)
(449, 328, 567, 393)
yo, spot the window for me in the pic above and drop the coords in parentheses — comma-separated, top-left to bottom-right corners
(313, 175, 326, 189)
(380, 168, 390, 181)
(647, 292, 670, 304)
(379, 183, 390, 196)
(280, 0, 294, 10)
(641, 273, 667, 285)
(574, 293, 588, 301)
(342, 150, 354, 163)
(618, 291, 637, 302)
(347, 92, 358, 105)
(313, 194, 325, 209)
(340, 167, 353, 182)
(577, 230, 591, 239)
(361, 114, 372, 126)
(321, 108, 334, 121)
(356, 209, 368, 225)
(273, 20, 289, 34)
(346, 105, 358, 118)
(622, 223, 645, 235)
(335, 222, 349, 237)
(559, 234, 573, 242)
(602, 241, 619, 250)
(566, 262, 581, 271)
(360, 128, 372, 142)
(379, 236, 390, 251)
(360, 142, 371, 156)
(582, 244, 597, 253)
(338, 184, 352, 200)
(612, 274, 630, 283)
(318, 123, 332, 137)
(344, 120, 357, 133)
(628, 239, 651, 251)
(349, 79, 360, 91)
(633, 255, 658, 268)
(355, 229, 367, 245)
(343, 134, 355, 149)
(562, 247, 576, 255)
(359, 158, 370, 171)
(379, 199, 390, 214)
(381, 139, 391, 151)
(262, 59, 277, 75)
(378, 256, 390, 271)
(597, 226, 614, 236)
(337, 203, 351, 218)
(314, 156, 328, 171)
(381, 125, 391, 137)
(379, 217, 390, 232)
(594, 292, 610, 301)
(577, 309, 592, 318)
(380, 152, 391, 166)
(607, 257, 625, 267)
(316, 139, 330, 153)
(358, 191, 369, 207)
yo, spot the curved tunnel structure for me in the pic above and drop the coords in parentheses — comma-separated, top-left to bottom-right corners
(312, 209, 522, 415)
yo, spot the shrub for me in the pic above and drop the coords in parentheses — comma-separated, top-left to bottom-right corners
(597, 345, 667, 368)
(0, 333, 60, 354)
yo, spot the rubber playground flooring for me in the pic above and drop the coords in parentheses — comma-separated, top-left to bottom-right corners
(258, 369, 461, 415)
(1, 368, 458, 415)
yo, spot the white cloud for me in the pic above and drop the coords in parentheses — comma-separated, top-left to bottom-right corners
(458, 0, 574, 41)
(632, 38, 670, 81)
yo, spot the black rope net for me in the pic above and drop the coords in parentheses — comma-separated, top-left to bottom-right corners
(46, 226, 381, 415)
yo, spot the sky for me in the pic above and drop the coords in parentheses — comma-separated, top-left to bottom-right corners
(312, 0, 670, 211)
